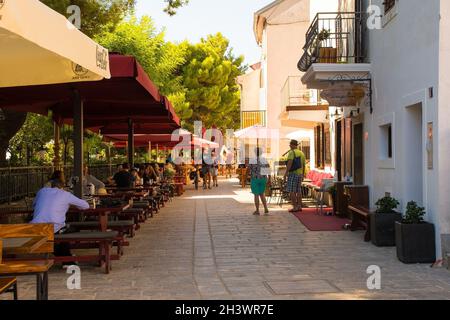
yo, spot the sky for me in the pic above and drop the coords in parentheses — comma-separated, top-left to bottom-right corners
(135, 0, 274, 65)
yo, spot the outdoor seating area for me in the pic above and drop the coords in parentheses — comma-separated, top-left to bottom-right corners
(1, 0, 450, 305)
(0, 180, 179, 299)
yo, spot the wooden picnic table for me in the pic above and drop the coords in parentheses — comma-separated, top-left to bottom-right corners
(68, 204, 130, 232)
(1, 236, 48, 255)
(0, 260, 53, 300)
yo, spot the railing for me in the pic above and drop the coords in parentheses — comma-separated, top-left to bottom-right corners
(281, 77, 328, 110)
(241, 110, 266, 128)
(0, 164, 113, 204)
(298, 12, 365, 72)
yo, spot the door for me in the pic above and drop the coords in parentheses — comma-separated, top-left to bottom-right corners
(404, 103, 424, 205)
(335, 120, 342, 180)
(353, 123, 364, 185)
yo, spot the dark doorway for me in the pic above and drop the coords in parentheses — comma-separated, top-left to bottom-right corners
(335, 120, 342, 181)
(353, 123, 364, 185)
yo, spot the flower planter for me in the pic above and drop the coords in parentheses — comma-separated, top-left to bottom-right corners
(395, 221, 436, 264)
(370, 212, 402, 247)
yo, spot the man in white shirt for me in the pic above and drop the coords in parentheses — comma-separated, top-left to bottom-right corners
(32, 180, 89, 233)
(31, 178, 89, 259)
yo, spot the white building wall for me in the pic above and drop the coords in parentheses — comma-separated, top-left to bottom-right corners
(438, 0, 450, 258)
(364, 0, 442, 257)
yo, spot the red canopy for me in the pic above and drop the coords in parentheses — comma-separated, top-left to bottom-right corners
(0, 54, 180, 128)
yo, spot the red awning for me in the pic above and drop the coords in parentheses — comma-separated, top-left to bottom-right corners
(0, 54, 180, 128)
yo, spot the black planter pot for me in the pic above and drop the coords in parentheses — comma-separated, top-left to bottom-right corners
(370, 212, 402, 247)
(395, 222, 436, 264)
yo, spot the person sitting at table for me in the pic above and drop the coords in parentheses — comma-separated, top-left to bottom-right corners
(152, 163, 163, 182)
(70, 166, 105, 195)
(112, 163, 134, 189)
(83, 166, 105, 192)
(130, 168, 141, 187)
(107, 164, 123, 185)
(44, 170, 65, 187)
(143, 165, 158, 185)
(31, 177, 89, 258)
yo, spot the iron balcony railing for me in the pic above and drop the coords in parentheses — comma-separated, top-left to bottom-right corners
(0, 164, 113, 204)
(298, 12, 366, 72)
(241, 110, 266, 128)
(281, 77, 328, 111)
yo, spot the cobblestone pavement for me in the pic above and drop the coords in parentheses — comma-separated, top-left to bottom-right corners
(3, 178, 450, 300)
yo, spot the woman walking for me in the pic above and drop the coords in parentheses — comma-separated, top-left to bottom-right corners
(247, 147, 270, 216)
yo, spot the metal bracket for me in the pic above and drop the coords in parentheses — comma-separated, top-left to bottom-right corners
(321, 73, 373, 114)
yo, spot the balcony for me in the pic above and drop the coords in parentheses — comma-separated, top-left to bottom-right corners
(241, 110, 266, 129)
(280, 77, 330, 125)
(298, 12, 365, 72)
(282, 77, 328, 111)
(298, 12, 371, 108)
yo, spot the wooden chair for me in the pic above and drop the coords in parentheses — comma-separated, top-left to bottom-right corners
(345, 185, 371, 242)
(0, 224, 54, 300)
(0, 277, 18, 300)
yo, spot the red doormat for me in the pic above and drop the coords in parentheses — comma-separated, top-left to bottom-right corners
(292, 208, 351, 231)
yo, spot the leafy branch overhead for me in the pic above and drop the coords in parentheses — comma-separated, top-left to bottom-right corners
(164, 0, 189, 16)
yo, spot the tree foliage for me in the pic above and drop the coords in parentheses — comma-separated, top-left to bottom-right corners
(96, 16, 186, 95)
(40, 0, 136, 37)
(178, 33, 244, 131)
(8, 114, 53, 165)
(164, 0, 189, 16)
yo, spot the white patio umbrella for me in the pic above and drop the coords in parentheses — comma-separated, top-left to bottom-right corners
(234, 125, 276, 148)
(0, 0, 111, 88)
(286, 129, 312, 142)
(193, 136, 220, 148)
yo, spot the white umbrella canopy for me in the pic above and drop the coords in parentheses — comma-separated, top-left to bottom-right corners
(234, 125, 273, 139)
(193, 136, 220, 148)
(0, 0, 111, 88)
(286, 129, 312, 142)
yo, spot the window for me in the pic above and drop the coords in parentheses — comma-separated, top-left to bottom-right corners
(314, 124, 331, 169)
(380, 124, 393, 159)
(384, 0, 396, 14)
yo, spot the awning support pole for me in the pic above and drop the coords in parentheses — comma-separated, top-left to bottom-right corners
(73, 90, 84, 198)
(128, 118, 134, 168)
(53, 121, 61, 170)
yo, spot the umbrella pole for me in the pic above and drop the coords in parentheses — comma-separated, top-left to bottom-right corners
(156, 144, 159, 163)
(53, 121, 61, 170)
(148, 141, 152, 163)
(73, 90, 84, 198)
(128, 118, 134, 168)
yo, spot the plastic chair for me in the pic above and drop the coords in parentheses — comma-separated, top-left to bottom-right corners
(315, 178, 335, 215)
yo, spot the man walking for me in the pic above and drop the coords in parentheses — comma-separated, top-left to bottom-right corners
(284, 140, 306, 212)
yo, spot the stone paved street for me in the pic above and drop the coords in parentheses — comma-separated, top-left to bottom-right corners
(4, 178, 450, 300)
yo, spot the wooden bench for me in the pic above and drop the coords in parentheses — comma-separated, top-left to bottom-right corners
(54, 231, 120, 274)
(0, 224, 54, 300)
(0, 277, 18, 300)
(345, 185, 371, 242)
(67, 220, 136, 238)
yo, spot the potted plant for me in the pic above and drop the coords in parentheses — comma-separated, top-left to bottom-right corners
(370, 196, 402, 246)
(312, 29, 337, 63)
(395, 201, 436, 264)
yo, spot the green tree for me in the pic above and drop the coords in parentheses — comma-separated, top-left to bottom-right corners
(164, 0, 189, 16)
(40, 0, 136, 37)
(96, 16, 186, 95)
(96, 16, 192, 124)
(178, 33, 244, 131)
(8, 114, 54, 166)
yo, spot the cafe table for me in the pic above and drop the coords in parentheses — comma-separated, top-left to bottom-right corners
(68, 203, 131, 232)
(0, 238, 53, 300)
